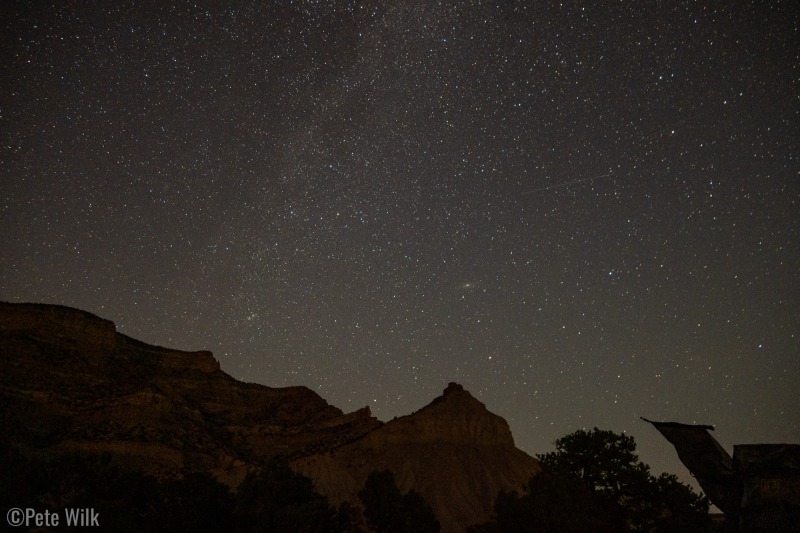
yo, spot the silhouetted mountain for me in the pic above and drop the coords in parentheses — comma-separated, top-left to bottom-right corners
(295, 382, 540, 532)
(0, 302, 540, 532)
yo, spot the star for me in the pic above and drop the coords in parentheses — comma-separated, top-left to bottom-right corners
(1, 0, 796, 499)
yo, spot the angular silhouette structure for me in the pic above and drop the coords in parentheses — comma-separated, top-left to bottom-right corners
(643, 418, 800, 533)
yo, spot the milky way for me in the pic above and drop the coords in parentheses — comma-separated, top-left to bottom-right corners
(2, 1, 798, 495)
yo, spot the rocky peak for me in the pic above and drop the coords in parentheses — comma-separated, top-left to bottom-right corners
(294, 382, 539, 532)
(365, 382, 515, 448)
(443, 382, 464, 394)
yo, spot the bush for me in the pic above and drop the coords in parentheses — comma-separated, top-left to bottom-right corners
(358, 470, 439, 533)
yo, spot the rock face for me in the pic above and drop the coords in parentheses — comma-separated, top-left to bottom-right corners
(0, 301, 117, 349)
(0, 302, 540, 532)
(0, 302, 378, 485)
(294, 382, 541, 532)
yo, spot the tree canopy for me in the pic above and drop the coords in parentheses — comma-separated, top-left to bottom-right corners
(537, 428, 710, 532)
(471, 428, 710, 533)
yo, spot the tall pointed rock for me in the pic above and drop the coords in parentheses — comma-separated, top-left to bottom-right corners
(293, 383, 540, 533)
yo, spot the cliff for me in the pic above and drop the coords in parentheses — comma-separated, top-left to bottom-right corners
(0, 302, 379, 485)
(0, 302, 540, 532)
(294, 382, 540, 532)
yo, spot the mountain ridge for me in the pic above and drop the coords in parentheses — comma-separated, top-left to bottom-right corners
(0, 301, 540, 532)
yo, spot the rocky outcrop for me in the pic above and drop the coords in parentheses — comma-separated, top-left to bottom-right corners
(120, 333, 221, 374)
(361, 382, 516, 447)
(293, 383, 541, 532)
(0, 302, 540, 533)
(0, 301, 117, 349)
(0, 301, 378, 484)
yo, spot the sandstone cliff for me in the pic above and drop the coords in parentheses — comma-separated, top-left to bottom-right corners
(0, 302, 379, 486)
(0, 302, 540, 532)
(294, 383, 540, 532)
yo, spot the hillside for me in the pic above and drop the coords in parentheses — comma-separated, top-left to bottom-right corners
(0, 301, 539, 532)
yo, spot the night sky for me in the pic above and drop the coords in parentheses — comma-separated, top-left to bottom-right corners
(2, 1, 798, 495)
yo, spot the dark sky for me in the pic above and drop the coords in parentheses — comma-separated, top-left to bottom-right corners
(2, 1, 798, 494)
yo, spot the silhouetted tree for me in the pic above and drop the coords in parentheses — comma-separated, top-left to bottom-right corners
(537, 427, 709, 532)
(0, 445, 236, 531)
(471, 428, 710, 533)
(235, 456, 346, 532)
(358, 470, 439, 533)
(334, 501, 367, 533)
(155, 472, 236, 531)
(0, 444, 362, 532)
(468, 468, 618, 533)
(537, 427, 647, 498)
(647, 473, 711, 533)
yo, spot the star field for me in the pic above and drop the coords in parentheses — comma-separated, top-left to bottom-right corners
(2, 1, 798, 493)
